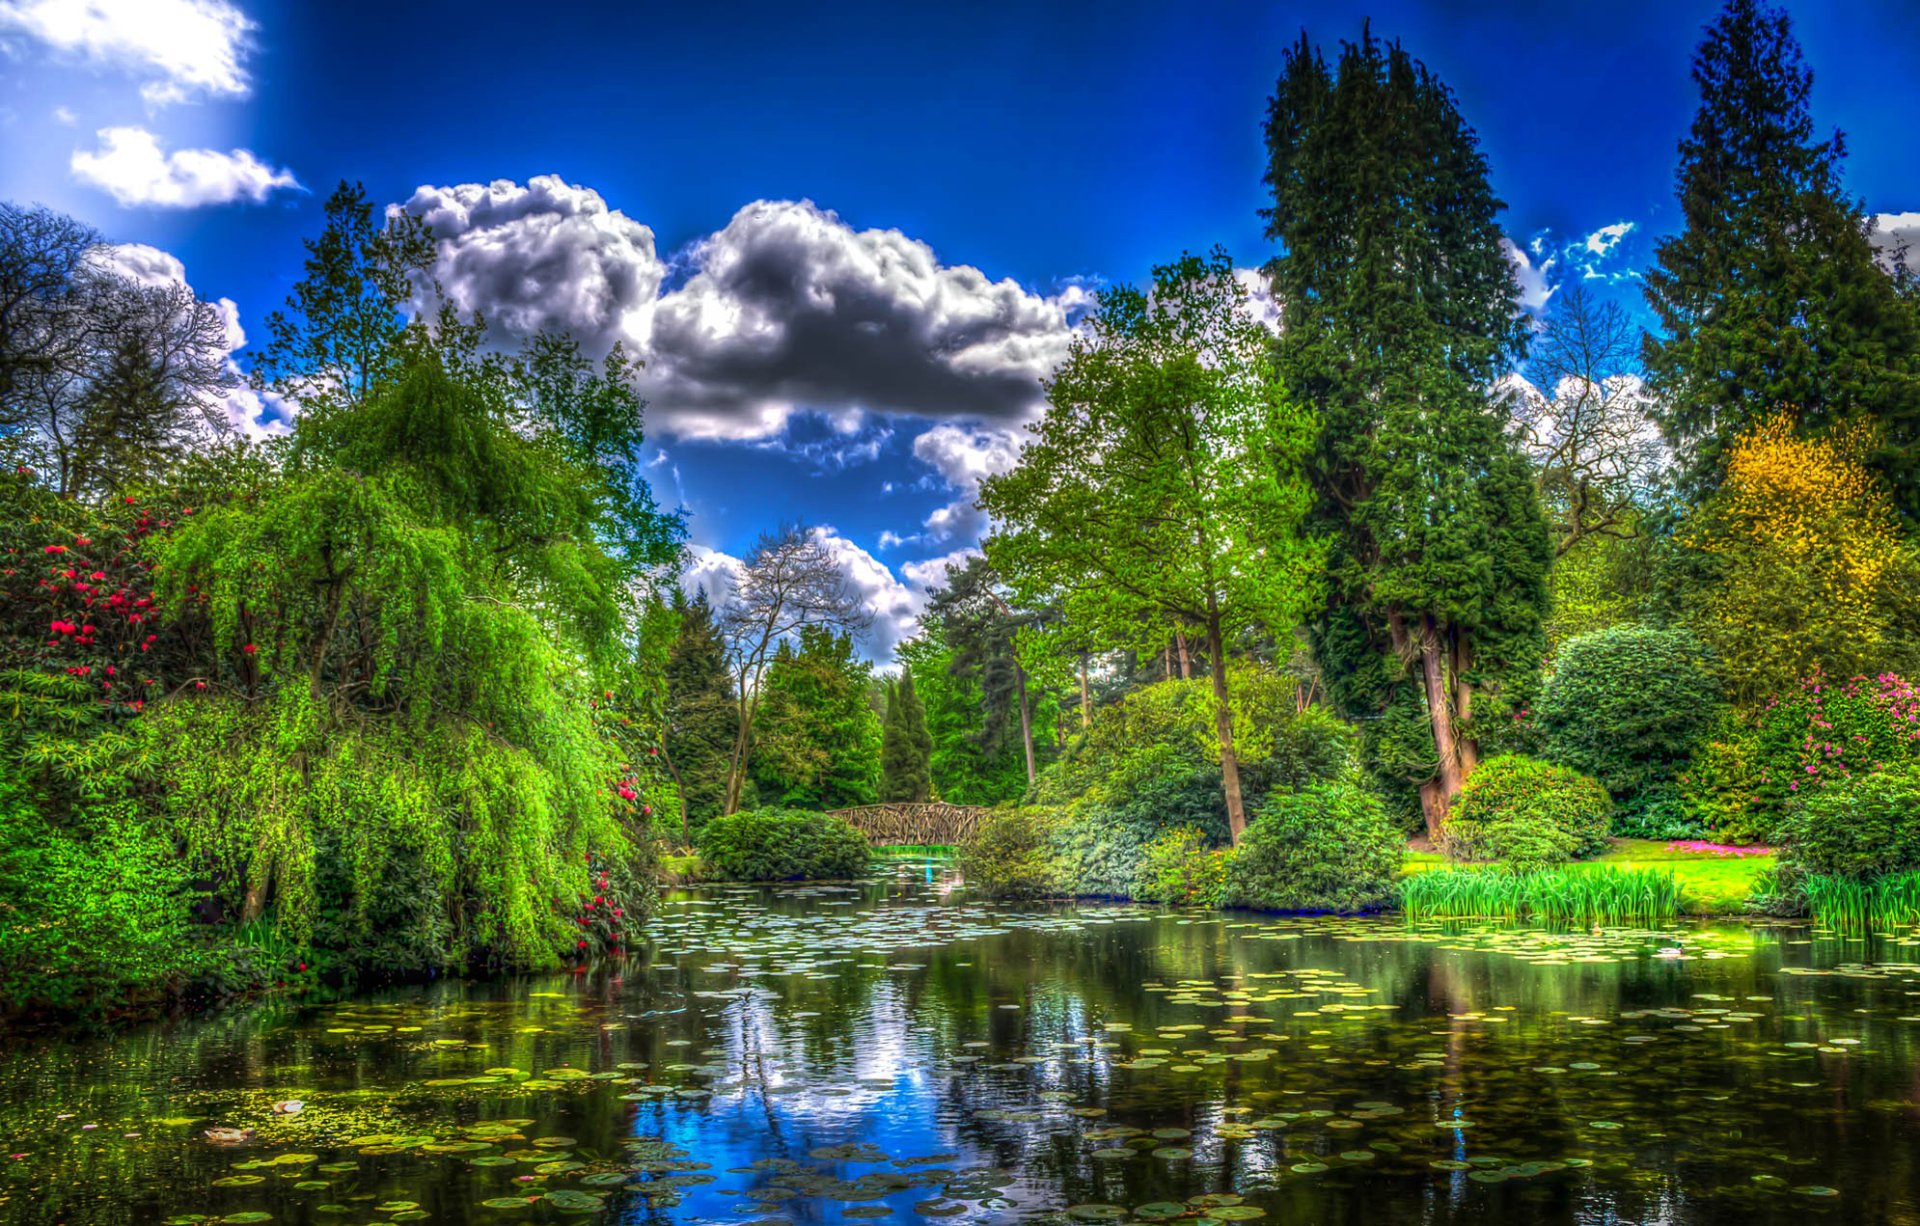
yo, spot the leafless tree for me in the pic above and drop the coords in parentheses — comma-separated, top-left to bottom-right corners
(1510, 285, 1667, 555)
(2, 203, 236, 497)
(715, 525, 872, 814)
(0, 202, 97, 417)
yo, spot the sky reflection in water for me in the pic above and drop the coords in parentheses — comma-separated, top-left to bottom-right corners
(3, 868, 1920, 1224)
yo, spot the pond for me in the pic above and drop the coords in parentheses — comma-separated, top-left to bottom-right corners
(3, 867, 1919, 1225)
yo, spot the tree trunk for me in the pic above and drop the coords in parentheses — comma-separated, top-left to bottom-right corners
(1413, 615, 1466, 844)
(1014, 660, 1036, 785)
(1204, 615, 1247, 844)
(1175, 629, 1192, 680)
(722, 691, 754, 816)
(1077, 652, 1092, 731)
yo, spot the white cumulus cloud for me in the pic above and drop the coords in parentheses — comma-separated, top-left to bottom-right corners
(1872, 211, 1920, 276)
(0, 0, 254, 105)
(71, 126, 299, 207)
(396, 176, 666, 358)
(398, 179, 1084, 442)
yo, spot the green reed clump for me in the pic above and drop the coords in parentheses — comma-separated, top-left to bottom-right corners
(1399, 866, 1682, 927)
(1802, 870, 1920, 933)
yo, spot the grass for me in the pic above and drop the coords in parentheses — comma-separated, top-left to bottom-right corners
(1398, 866, 1683, 927)
(872, 844, 958, 859)
(1802, 871, 1920, 933)
(1401, 838, 1775, 916)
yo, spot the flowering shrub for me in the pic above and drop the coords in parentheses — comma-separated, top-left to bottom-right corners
(1687, 670, 1920, 843)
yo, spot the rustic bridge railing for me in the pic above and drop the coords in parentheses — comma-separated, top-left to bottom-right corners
(828, 802, 991, 845)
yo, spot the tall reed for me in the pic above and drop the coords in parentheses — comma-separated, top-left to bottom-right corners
(1802, 871, 1920, 933)
(1399, 866, 1682, 927)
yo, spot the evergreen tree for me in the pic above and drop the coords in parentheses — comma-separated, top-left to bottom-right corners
(1644, 0, 1920, 509)
(663, 589, 737, 841)
(749, 626, 881, 809)
(895, 628, 1034, 805)
(880, 668, 933, 802)
(1263, 30, 1551, 839)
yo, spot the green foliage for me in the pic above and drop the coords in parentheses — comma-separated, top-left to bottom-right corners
(251, 181, 438, 411)
(0, 772, 200, 1017)
(956, 807, 1060, 900)
(896, 630, 1033, 805)
(1544, 525, 1658, 654)
(879, 666, 932, 802)
(1643, 1, 1920, 509)
(1219, 782, 1403, 913)
(1800, 871, 1920, 934)
(980, 251, 1320, 838)
(663, 589, 736, 841)
(1132, 827, 1232, 907)
(696, 807, 871, 882)
(1540, 626, 1720, 804)
(1688, 672, 1920, 842)
(1264, 31, 1551, 836)
(1398, 867, 1682, 927)
(1777, 762, 1920, 880)
(1446, 755, 1612, 872)
(749, 626, 881, 810)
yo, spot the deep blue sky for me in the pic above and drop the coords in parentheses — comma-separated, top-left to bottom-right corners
(4, 0, 1918, 654)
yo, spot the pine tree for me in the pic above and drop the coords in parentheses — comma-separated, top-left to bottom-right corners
(1644, 0, 1920, 510)
(1263, 30, 1551, 839)
(663, 590, 737, 840)
(880, 668, 933, 803)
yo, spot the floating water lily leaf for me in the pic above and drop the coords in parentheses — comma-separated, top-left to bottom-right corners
(480, 1199, 533, 1210)
(211, 1176, 264, 1188)
(543, 1189, 606, 1212)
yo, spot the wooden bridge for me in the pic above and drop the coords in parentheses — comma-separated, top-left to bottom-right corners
(828, 802, 991, 845)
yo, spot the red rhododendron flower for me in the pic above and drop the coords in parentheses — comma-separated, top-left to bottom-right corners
(241, 643, 257, 655)
(43, 545, 65, 554)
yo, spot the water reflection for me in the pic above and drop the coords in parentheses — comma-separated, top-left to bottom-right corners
(2, 872, 1919, 1224)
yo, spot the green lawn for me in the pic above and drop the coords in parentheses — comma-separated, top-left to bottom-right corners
(1400, 838, 1775, 916)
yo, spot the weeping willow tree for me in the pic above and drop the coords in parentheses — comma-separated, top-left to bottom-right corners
(149, 350, 683, 971)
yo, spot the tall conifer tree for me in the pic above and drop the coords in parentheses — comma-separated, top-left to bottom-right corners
(1644, 0, 1920, 509)
(1262, 30, 1551, 838)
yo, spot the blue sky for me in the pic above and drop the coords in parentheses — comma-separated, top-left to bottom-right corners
(4, 0, 1918, 657)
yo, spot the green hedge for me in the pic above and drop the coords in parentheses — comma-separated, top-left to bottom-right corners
(696, 808, 871, 882)
(1219, 783, 1402, 913)
(1132, 827, 1232, 907)
(1445, 754, 1612, 872)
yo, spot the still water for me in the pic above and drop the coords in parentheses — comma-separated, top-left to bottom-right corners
(4, 868, 1920, 1225)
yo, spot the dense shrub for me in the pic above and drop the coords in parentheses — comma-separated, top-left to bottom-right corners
(958, 807, 1059, 900)
(1219, 783, 1402, 913)
(0, 780, 201, 1018)
(1776, 763, 1920, 880)
(1540, 626, 1719, 804)
(1050, 804, 1164, 897)
(1132, 827, 1232, 906)
(1677, 714, 1773, 844)
(696, 808, 871, 882)
(1445, 755, 1612, 872)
